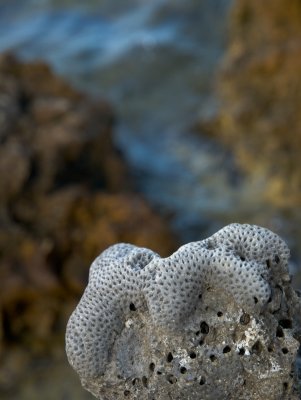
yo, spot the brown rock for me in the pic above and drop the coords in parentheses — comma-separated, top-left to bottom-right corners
(0, 53, 177, 395)
(0, 52, 128, 196)
(199, 0, 301, 207)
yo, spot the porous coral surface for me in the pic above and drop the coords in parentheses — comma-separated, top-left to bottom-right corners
(66, 224, 301, 399)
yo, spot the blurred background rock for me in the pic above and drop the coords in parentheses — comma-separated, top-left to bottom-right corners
(0, 0, 300, 398)
(0, 53, 177, 399)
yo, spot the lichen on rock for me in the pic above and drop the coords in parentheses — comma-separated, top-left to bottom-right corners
(66, 223, 301, 399)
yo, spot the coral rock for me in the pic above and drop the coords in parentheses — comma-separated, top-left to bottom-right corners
(66, 223, 301, 399)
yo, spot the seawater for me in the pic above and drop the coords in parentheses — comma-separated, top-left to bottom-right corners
(0, 0, 300, 283)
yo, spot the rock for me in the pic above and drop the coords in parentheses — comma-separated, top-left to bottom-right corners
(66, 223, 301, 400)
(0, 53, 128, 195)
(0, 53, 177, 394)
(198, 0, 301, 206)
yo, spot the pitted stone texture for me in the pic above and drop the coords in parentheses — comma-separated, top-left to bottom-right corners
(66, 223, 301, 399)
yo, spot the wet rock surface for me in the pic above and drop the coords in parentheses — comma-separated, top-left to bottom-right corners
(66, 224, 301, 400)
(199, 0, 301, 207)
(0, 53, 177, 397)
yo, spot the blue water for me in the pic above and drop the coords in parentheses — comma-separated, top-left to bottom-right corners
(0, 0, 300, 282)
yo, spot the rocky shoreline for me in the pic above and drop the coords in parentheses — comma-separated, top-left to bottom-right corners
(0, 53, 177, 398)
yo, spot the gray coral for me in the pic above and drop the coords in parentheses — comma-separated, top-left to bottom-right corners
(66, 243, 159, 378)
(66, 223, 301, 400)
